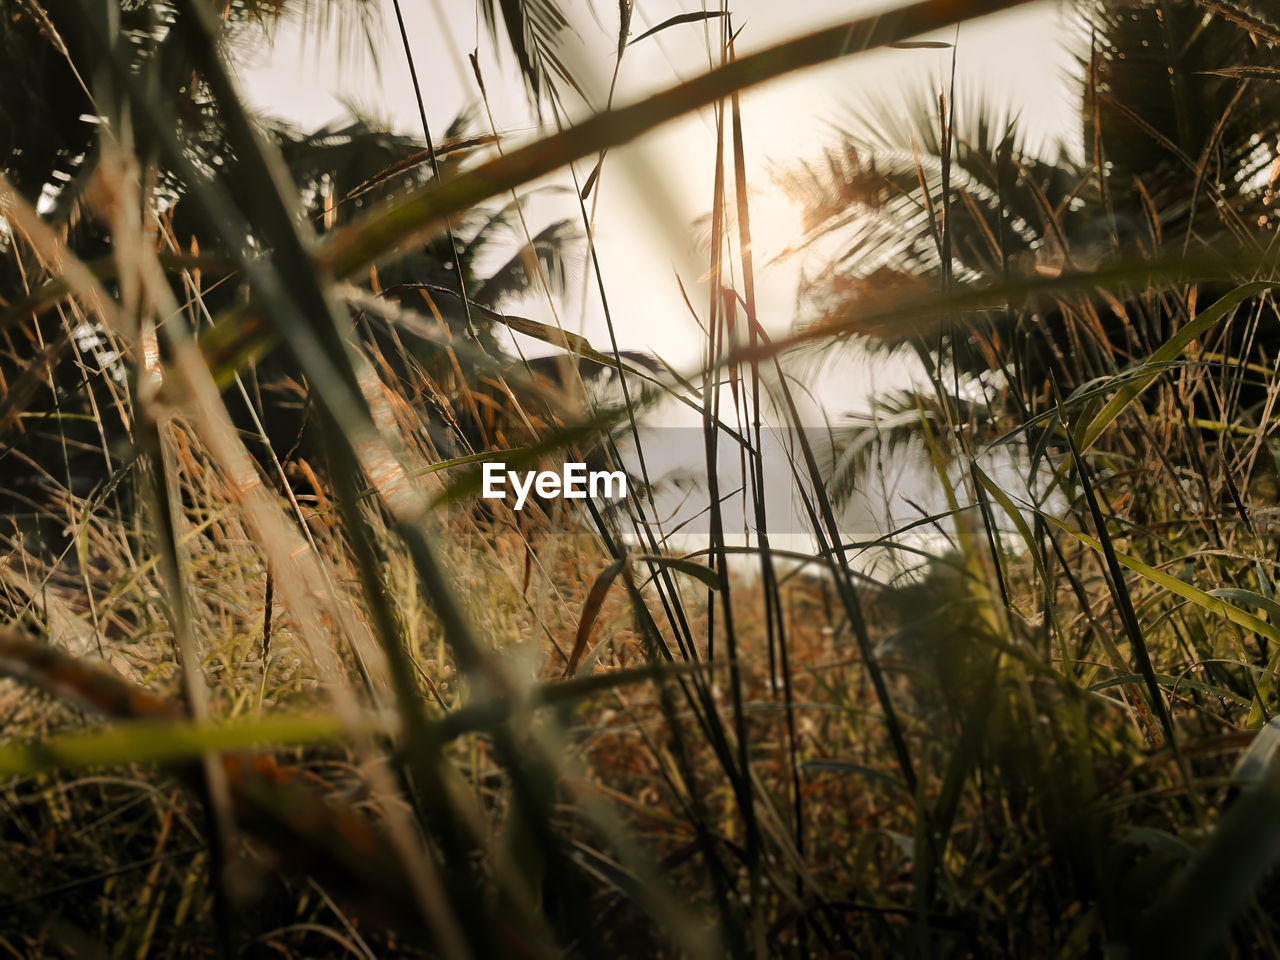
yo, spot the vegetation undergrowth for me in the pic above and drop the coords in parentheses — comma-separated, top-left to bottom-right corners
(6, 0, 1280, 957)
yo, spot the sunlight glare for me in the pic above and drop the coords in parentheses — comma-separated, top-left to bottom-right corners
(750, 187, 809, 260)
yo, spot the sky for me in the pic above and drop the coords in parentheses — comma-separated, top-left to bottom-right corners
(236, 0, 1076, 365)
(234, 0, 1077, 540)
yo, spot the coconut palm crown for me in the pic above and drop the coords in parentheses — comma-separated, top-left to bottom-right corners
(0, 0, 579, 531)
(790, 0, 1280, 495)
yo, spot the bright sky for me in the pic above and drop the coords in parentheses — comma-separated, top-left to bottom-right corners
(237, 0, 1074, 362)
(235, 0, 1076, 539)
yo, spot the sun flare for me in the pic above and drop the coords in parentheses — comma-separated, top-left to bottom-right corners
(749, 187, 810, 259)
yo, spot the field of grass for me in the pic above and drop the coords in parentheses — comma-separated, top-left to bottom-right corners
(6, 0, 1280, 956)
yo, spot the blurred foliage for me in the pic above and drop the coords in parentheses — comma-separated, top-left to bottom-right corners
(9, 0, 1280, 958)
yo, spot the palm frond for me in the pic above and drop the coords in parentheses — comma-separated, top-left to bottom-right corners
(477, 0, 580, 115)
(819, 388, 1000, 506)
(472, 218, 581, 305)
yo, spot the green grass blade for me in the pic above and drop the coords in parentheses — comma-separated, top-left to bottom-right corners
(0, 712, 393, 777)
(1078, 281, 1280, 450)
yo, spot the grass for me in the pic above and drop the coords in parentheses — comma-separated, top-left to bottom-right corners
(7, 0, 1280, 956)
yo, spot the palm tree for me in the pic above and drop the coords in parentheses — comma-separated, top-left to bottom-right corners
(0, 0, 580, 528)
(790, 0, 1280, 494)
(207, 114, 581, 481)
